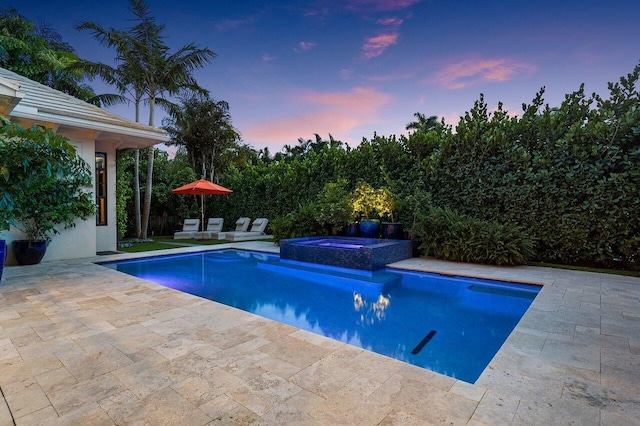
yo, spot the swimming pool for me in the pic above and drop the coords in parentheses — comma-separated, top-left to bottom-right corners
(101, 249, 540, 383)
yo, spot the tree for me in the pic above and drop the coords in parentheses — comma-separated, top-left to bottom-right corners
(0, 117, 95, 242)
(0, 7, 96, 102)
(405, 112, 438, 133)
(77, 0, 216, 239)
(165, 94, 242, 183)
(280, 134, 343, 162)
(404, 112, 444, 162)
(76, 15, 149, 238)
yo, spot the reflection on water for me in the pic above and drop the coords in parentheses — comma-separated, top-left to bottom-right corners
(354, 293, 391, 325)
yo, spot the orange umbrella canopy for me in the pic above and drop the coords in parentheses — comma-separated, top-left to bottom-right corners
(172, 179, 232, 232)
(172, 179, 232, 195)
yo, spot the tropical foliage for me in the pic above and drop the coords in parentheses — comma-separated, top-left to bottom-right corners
(271, 204, 325, 243)
(350, 182, 393, 221)
(0, 118, 95, 242)
(413, 207, 535, 266)
(164, 93, 247, 183)
(77, 0, 216, 239)
(206, 62, 639, 270)
(4, 2, 638, 270)
(315, 179, 354, 227)
(423, 66, 640, 269)
(0, 7, 96, 102)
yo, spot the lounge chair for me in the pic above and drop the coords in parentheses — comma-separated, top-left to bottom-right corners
(208, 217, 251, 240)
(173, 219, 200, 239)
(193, 218, 224, 240)
(225, 218, 272, 241)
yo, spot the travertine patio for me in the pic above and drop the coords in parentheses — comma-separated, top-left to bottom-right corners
(0, 241, 638, 425)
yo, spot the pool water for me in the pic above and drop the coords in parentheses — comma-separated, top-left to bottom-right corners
(102, 249, 540, 383)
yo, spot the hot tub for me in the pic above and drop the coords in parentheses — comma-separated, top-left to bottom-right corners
(280, 236, 413, 271)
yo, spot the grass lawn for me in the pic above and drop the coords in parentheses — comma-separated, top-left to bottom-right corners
(527, 261, 639, 277)
(118, 236, 234, 253)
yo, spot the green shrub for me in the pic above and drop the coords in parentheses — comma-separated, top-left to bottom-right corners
(350, 182, 393, 220)
(0, 118, 96, 242)
(315, 179, 354, 226)
(414, 207, 535, 266)
(271, 204, 325, 243)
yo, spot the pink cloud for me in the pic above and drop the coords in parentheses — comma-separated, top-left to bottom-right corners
(344, 0, 422, 12)
(377, 17, 403, 26)
(262, 53, 276, 62)
(294, 41, 317, 52)
(242, 87, 392, 150)
(429, 57, 538, 89)
(364, 71, 414, 82)
(301, 86, 391, 114)
(362, 32, 398, 59)
(244, 112, 359, 144)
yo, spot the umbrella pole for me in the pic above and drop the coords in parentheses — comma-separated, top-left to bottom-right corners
(201, 193, 205, 233)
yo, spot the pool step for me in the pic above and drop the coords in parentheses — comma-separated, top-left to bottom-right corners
(256, 261, 401, 297)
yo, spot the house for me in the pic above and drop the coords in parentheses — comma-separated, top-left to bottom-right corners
(0, 67, 169, 264)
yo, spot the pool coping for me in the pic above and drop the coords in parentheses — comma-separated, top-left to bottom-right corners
(1, 241, 638, 424)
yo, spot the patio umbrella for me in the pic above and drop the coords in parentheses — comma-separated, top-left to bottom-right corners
(172, 179, 232, 231)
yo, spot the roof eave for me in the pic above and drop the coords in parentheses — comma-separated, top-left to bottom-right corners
(11, 107, 170, 147)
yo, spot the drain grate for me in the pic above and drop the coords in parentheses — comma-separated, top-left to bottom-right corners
(411, 330, 437, 355)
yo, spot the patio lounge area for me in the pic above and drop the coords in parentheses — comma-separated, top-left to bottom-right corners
(0, 241, 638, 425)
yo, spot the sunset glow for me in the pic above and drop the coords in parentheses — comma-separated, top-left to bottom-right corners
(14, 0, 640, 152)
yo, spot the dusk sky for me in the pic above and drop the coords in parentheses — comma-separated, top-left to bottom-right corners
(13, 0, 640, 153)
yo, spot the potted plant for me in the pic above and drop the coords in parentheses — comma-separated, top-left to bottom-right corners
(378, 184, 408, 239)
(0, 195, 9, 280)
(0, 234, 5, 281)
(351, 182, 393, 238)
(377, 170, 403, 239)
(0, 118, 96, 265)
(316, 179, 354, 236)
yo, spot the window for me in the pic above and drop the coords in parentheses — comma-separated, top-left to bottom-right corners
(95, 153, 107, 226)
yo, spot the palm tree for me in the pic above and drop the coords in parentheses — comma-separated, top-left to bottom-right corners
(0, 8, 97, 103)
(405, 112, 442, 162)
(76, 14, 151, 239)
(133, 21, 215, 238)
(406, 112, 438, 134)
(77, 0, 216, 239)
(165, 94, 241, 184)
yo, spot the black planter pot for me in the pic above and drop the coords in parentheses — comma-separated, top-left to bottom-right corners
(0, 240, 5, 281)
(381, 222, 404, 239)
(12, 240, 47, 265)
(345, 222, 359, 237)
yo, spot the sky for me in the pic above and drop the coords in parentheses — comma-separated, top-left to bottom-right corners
(11, 0, 640, 153)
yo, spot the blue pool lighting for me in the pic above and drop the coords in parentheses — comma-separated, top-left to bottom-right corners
(101, 249, 540, 383)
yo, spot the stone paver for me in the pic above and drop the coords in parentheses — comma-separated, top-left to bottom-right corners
(0, 241, 638, 425)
